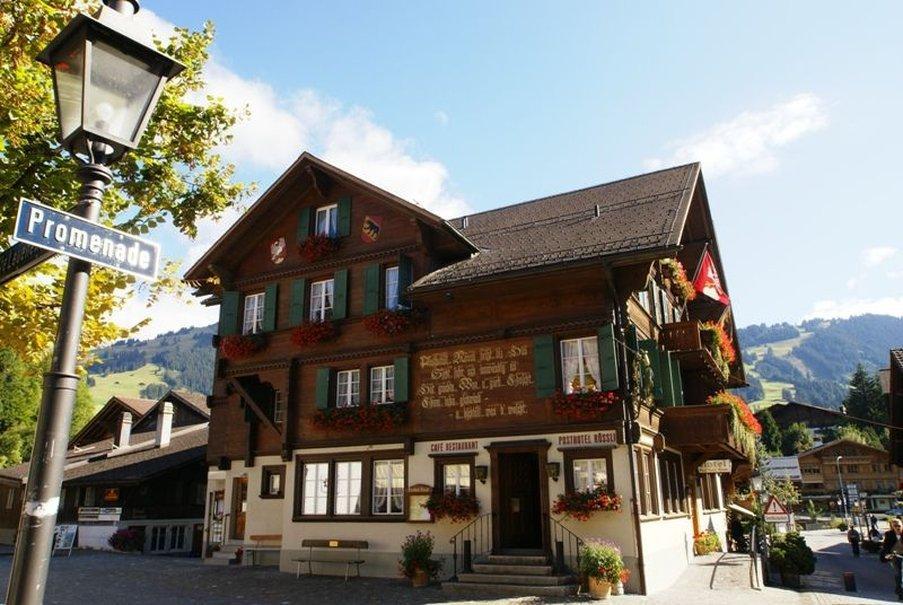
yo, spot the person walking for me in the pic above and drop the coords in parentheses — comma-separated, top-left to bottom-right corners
(847, 526, 861, 557)
(880, 518, 903, 600)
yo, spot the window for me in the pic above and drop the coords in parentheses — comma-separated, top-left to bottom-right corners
(242, 292, 265, 335)
(315, 204, 337, 237)
(637, 289, 651, 315)
(370, 366, 394, 404)
(573, 459, 608, 493)
(334, 461, 362, 515)
(302, 462, 329, 515)
(385, 266, 399, 310)
(651, 282, 664, 325)
(310, 279, 334, 322)
(657, 452, 685, 514)
(372, 459, 404, 515)
(336, 370, 360, 407)
(150, 526, 167, 551)
(443, 463, 471, 495)
(698, 474, 720, 511)
(560, 337, 601, 394)
(261, 465, 286, 499)
(636, 448, 658, 516)
(273, 390, 285, 424)
(169, 525, 186, 550)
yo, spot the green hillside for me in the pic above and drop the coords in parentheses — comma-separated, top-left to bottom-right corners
(87, 364, 171, 408)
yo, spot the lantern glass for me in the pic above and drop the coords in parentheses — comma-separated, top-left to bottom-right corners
(87, 39, 161, 144)
(52, 34, 86, 142)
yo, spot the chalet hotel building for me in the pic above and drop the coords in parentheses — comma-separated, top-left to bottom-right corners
(185, 153, 752, 595)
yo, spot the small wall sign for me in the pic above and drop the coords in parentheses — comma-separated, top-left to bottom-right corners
(429, 440, 479, 454)
(407, 484, 433, 523)
(697, 459, 732, 474)
(557, 430, 618, 449)
(270, 237, 286, 264)
(361, 215, 382, 243)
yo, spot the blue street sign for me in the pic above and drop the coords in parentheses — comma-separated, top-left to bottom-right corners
(12, 199, 160, 280)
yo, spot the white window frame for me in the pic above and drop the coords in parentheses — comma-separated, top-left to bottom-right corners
(265, 470, 282, 496)
(572, 458, 608, 493)
(560, 337, 600, 394)
(310, 279, 334, 322)
(302, 462, 329, 515)
(336, 370, 360, 408)
(273, 390, 285, 424)
(369, 365, 394, 405)
(385, 266, 399, 310)
(334, 461, 362, 515)
(242, 292, 265, 335)
(443, 463, 471, 496)
(315, 204, 338, 237)
(372, 459, 404, 515)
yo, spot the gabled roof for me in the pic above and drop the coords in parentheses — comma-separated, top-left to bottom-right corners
(797, 438, 888, 458)
(412, 163, 700, 289)
(184, 152, 477, 283)
(69, 396, 156, 448)
(132, 389, 210, 434)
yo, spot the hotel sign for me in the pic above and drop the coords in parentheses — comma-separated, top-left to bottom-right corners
(698, 459, 732, 474)
(557, 430, 619, 449)
(12, 199, 160, 280)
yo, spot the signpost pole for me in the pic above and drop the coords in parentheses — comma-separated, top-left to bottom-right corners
(5, 162, 111, 605)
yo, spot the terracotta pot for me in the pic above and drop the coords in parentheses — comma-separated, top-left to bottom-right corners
(587, 577, 612, 600)
(411, 568, 429, 588)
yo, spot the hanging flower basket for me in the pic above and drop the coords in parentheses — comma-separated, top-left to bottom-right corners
(551, 390, 620, 421)
(298, 233, 338, 263)
(312, 402, 407, 432)
(552, 489, 622, 521)
(291, 320, 336, 346)
(422, 491, 480, 522)
(363, 308, 415, 337)
(707, 391, 760, 464)
(660, 258, 696, 303)
(219, 333, 266, 360)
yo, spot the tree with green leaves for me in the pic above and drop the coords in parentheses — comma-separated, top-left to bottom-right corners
(0, 0, 251, 366)
(758, 408, 783, 454)
(781, 422, 814, 456)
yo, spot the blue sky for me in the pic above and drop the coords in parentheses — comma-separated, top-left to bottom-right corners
(118, 0, 903, 337)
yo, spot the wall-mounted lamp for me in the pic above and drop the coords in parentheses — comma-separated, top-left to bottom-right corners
(545, 462, 561, 482)
(474, 465, 488, 484)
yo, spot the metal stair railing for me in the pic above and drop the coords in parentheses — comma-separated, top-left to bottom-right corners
(547, 514, 586, 575)
(449, 512, 495, 580)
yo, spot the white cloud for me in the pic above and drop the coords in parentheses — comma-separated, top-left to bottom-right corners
(434, 110, 450, 126)
(804, 296, 903, 320)
(861, 246, 897, 267)
(644, 93, 828, 177)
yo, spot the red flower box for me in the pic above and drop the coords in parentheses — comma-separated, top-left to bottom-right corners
(707, 391, 761, 435)
(312, 403, 407, 432)
(552, 489, 622, 521)
(423, 491, 480, 523)
(298, 233, 338, 263)
(219, 333, 266, 360)
(362, 309, 414, 337)
(660, 258, 697, 303)
(291, 320, 336, 346)
(551, 390, 620, 421)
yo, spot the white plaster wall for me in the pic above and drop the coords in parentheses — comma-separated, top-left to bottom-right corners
(639, 515, 694, 593)
(243, 455, 286, 541)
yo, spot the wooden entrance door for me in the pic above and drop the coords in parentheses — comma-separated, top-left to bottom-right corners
(497, 452, 542, 551)
(231, 476, 247, 540)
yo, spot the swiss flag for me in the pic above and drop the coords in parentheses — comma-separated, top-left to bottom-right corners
(692, 250, 730, 305)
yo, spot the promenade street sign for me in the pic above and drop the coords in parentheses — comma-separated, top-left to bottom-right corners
(763, 495, 791, 524)
(12, 199, 159, 280)
(0, 242, 54, 286)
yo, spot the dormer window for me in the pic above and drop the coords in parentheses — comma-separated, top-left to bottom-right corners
(315, 204, 337, 237)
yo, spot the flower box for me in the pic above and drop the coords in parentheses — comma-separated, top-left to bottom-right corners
(363, 309, 414, 337)
(312, 402, 406, 432)
(551, 390, 620, 421)
(219, 333, 266, 360)
(291, 320, 336, 346)
(298, 233, 338, 263)
(552, 488, 621, 521)
(422, 491, 480, 522)
(660, 258, 696, 303)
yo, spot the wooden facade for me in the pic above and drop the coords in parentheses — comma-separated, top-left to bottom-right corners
(188, 154, 751, 594)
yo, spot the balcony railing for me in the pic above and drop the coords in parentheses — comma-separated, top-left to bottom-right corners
(659, 321, 728, 386)
(661, 404, 751, 463)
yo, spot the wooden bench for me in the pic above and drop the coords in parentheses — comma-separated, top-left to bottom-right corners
(244, 534, 282, 566)
(292, 539, 368, 581)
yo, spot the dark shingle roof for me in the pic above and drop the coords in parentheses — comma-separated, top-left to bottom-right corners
(413, 163, 699, 289)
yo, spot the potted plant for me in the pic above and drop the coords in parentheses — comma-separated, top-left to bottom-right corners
(399, 531, 441, 587)
(108, 528, 144, 552)
(578, 540, 624, 600)
(612, 568, 630, 595)
(693, 530, 722, 555)
(422, 491, 480, 522)
(768, 532, 815, 589)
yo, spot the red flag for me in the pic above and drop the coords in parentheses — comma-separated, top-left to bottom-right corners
(693, 250, 730, 305)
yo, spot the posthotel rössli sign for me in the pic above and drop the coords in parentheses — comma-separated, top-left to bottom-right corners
(12, 199, 159, 280)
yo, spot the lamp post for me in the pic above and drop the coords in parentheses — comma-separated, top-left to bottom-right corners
(5, 3, 182, 604)
(836, 455, 848, 523)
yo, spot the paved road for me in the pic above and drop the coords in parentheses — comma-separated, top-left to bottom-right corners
(800, 529, 899, 604)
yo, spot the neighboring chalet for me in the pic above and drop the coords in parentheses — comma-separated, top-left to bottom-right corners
(765, 401, 843, 431)
(797, 438, 903, 512)
(0, 390, 209, 554)
(888, 350, 903, 466)
(184, 153, 754, 595)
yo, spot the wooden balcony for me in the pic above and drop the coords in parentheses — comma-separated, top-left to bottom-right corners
(661, 404, 750, 463)
(659, 321, 729, 387)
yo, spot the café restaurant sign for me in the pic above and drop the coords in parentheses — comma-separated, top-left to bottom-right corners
(429, 440, 479, 454)
(557, 430, 619, 449)
(13, 198, 160, 280)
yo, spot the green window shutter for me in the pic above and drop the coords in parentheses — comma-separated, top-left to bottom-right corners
(337, 196, 352, 237)
(671, 359, 684, 405)
(219, 291, 240, 336)
(289, 279, 307, 326)
(626, 324, 639, 357)
(533, 335, 556, 397)
(639, 339, 663, 399)
(660, 352, 676, 407)
(398, 255, 413, 306)
(333, 268, 349, 320)
(363, 264, 380, 315)
(394, 357, 410, 403)
(263, 283, 278, 332)
(598, 323, 620, 392)
(297, 207, 312, 243)
(315, 368, 332, 410)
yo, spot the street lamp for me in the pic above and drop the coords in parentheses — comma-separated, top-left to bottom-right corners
(5, 3, 182, 604)
(836, 455, 849, 523)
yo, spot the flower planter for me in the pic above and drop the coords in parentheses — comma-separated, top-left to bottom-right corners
(363, 309, 416, 337)
(587, 577, 612, 600)
(219, 333, 266, 360)
(298, 233, 338, 263)
(423, 491, 480, 522)
(550, 390, 620, 421)
(411, 568, 430, 588)
(291, 320, 337, 347)
(552, 489, 621, 521)
(780, 570, 801, 589)
(312, 402, 407, 432)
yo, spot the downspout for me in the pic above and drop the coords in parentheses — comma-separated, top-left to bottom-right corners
(602, 261, 647, 596)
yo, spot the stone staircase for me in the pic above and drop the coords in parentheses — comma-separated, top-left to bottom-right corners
(205, 542, 243, 566)
(442, 553, 580, 597)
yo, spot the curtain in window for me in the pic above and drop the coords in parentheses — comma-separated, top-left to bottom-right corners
(582, 338, 601, 391)
(373, 461, 388, 514)
(561, 340, 581, 393)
